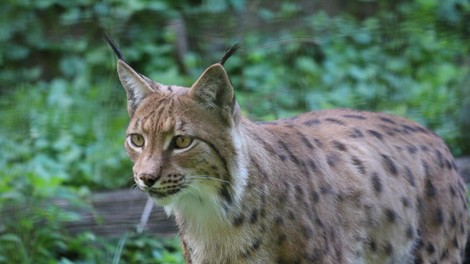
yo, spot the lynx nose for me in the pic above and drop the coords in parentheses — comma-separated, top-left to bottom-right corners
(138, 173, 159, 187)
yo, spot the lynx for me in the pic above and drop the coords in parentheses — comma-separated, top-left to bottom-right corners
(106, 36, 468, 264)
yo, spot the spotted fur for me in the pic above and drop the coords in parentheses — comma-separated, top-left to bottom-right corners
(110, 46, 468, 263)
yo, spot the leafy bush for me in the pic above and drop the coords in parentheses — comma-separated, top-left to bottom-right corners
(111, 233, 184, 264)
(0, 81, 131, 190)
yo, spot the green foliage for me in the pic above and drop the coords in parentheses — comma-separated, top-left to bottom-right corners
(0, 80, 131, 190)
(112, 234, 184, 264)
(0, 186, 92, 263)
(0, 0, 469, 263)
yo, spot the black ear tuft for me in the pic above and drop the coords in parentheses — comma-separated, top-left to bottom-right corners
(219, 42, 241, 66)
(103, 32, 126, 61)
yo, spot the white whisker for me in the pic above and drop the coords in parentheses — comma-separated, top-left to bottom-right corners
(129, 183, 139, 191)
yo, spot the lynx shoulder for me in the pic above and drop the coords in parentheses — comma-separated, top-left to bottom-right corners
(106, 38, 468, 264)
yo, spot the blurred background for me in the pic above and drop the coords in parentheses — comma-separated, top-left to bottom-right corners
(0, 0, 469, 263)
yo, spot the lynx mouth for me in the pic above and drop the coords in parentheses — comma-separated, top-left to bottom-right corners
(147, 187, 184, 199)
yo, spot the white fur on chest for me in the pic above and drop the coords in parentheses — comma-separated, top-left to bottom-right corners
(163, 185, 256, 263)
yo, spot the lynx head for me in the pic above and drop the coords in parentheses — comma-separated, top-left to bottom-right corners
(106, 36, 247, 216)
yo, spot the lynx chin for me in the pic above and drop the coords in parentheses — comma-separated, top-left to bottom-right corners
(106, 36, 468, 264)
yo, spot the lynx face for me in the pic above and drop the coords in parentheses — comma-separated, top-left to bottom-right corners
(107, 37, 468, 264)
(125, 88, 243, 207)
(117, 60, 248, 217)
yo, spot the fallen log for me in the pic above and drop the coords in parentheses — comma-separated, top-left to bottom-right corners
(62, 189, 177, 237)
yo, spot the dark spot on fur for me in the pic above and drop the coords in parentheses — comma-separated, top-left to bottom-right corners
(417, 197, 424, 212)
(343, 114, 366, 120)
(446, 159, 452, 170)
(379, 124, 396, 136)
(278, 140, 300, 165)
(434, 208, 444, 225)
(307, 159, 318, 172)
(415, 256, 424, 264)
(288, 210, 295, 220)
(367, 130, 384, 140)
(232, 214, 244, 227)
(401, 197, 410, 207)
(450, 214, 457, 227)
(401, 124, 417, 133)
(310, 138, 321, 147)
(420, 145, 430, 152)
(219, 184, 233, 204)
(327, 154, 340, 168)
(404, 166, 416, 187)
(451, 160, 458, 171)
(421, 160, 431, 178)
(303, 119, 321, 126)
(242, 237, 262, 257)
(332, 140, 347, 151)
(295, 185, 304, 201)
(371, 172, 383, 194)
(426, 244, 435, 254)
(379, 117, 396, 124)
(297, 132, 314, 149)
(250, 238, 262, 252)
(435, 150, 445, 168)
(370, 239, 377, 252)
(407, 145, 418, 154)
(320, 184, 333, 194)
(349, 128, 364, 138)
(425, 179, 437, 198)
(450, 185, 456, 197)
(440, 249, 449, 260)
(452, 237, 459, 248)
(251, 238, 262, 251)
(352, 156, 366, 174)
(385, 208, 397, 223)
(315, 216, 325, 228)
(249, 209, 258, 224)
(406, 225, 414, 239)
(415, 235, 424, 250)
(311, 190, 320, 203)
(381, 154, 398, 175)
(252, 133, 277, 156)
(384, 242, 393, 255)
(325, 118, 346, 125)
(251, 157, 268, 179)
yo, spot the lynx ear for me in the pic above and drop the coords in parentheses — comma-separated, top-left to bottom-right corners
(117, 60, 155, 117)
(189, 63, 238, 123)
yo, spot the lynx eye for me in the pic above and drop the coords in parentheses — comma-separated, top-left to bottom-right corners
(129, 134, 145, 147)
(174, 135, 193, 149)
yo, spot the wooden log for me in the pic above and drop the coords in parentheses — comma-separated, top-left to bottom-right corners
(62, 189, 177, 238)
